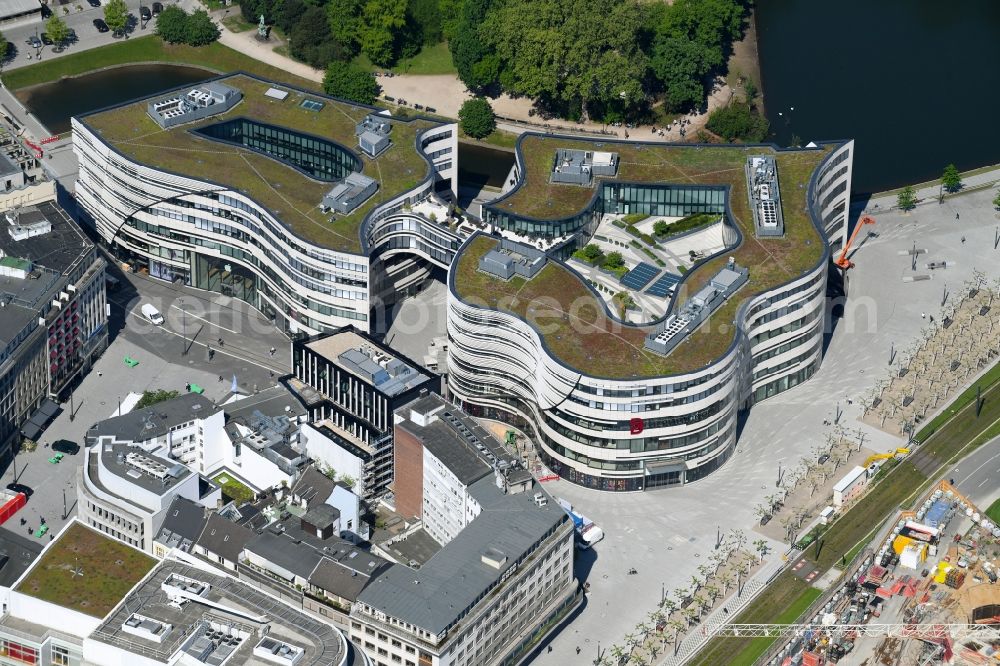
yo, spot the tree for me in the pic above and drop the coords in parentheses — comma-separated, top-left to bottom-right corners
(185, 9, 219, 46)
(458, 98, 495, 138)
(653, 220, 669, 236)
(579, 243, 603, 263)
(0, 32, 7, 67)
(104, 0, 129, 36)
(743, 77, 758, 103)
(155, 5, 189, 43)
(450, 0, 495, 88)
(135, 389, 180, 409)
(993, 189, 1000, 211)
(327, 0, 363, 58)
(650, 36, 713, 112)
(941, 163, 962, 193)
(359, 0, 407, 66)
(481, 0, 647, 120)
(290, 6, 343, 68)
(603, 251, 625, 270)
(45, 15, 70, 49)
(323, 62, 379, 104)
(407, 0, 442, 45)
(897, 185, 917, 211)
(706, 103, 769, 142)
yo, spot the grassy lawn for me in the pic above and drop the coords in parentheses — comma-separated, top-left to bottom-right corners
(16, 523, 155, 617)
(221, 15, 256, 33)
(1, 36, 320, 92)
(213, 472, 256, 504)
(354, 42, 456, 76)
(729, 587, 823, 666)
(459, 129, 519, 149)
(986, 497, 1000, 525)
(391, 42, 456, 75)
(915, 360, 1000, 443)
(688, 573, 815, 666)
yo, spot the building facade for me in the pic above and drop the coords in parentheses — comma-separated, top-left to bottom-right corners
(73, 74, 462, 338)
(289, 328, 439, 497)
(448, 138, 854, 492)
(0, 189, 107, 471)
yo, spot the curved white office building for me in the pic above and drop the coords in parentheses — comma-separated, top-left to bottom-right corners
(73, 74, 461, 336)
(448, 138, 854, 491)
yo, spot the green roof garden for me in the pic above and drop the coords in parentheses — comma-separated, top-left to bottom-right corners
(454, 138, 837, 379)
(15, 522, 156, 618)
(81, 74, 440, 255)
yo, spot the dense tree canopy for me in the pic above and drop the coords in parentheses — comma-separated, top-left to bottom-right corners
(458, 98, 496, 138)
(323, 62, 379, 104)
(705, 103, 768, 142)
(155, 6, 219, 46)
(450, 0, 749, 119)
(186, 10, 220, 46)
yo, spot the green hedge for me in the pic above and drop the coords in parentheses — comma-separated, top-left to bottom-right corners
(622, 213, 649, 226)
(655, 213, 720, 240)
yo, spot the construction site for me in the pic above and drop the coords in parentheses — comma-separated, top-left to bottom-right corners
(755, 480, 1000, 666)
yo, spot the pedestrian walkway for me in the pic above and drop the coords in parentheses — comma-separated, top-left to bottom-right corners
(657, 556, 787, 666)
(865, 165, 1000, 211)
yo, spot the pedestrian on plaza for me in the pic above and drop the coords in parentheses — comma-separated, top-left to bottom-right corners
(723, 607, 729, 615)
(218, 338, 224, 347)
(961, 236, 966, 244)
(956, 213, 960, 220)
(269, 347, 276, 357)
(921, 312, 926, 319)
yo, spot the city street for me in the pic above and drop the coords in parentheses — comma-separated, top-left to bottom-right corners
(1, 0, 162, 72)
(534, 184, 1000, 664)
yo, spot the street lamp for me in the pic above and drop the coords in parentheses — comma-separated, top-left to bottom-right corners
(179, 302, 188, 355)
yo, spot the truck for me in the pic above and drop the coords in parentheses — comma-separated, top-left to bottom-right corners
(556, 498, 604, 549)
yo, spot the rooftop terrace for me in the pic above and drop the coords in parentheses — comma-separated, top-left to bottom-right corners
(15, 522, 156, 618)
(80, 74, 439, 254)
(455, 138, 835, 378)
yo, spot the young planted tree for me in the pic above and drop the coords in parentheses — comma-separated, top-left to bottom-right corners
(45, 15, 70, 49)
(993, 189, 1000, 212)
(941, 163, 962, 193)
(104, 0, 129, 36)
(897, 185, 917, 211)
(458, 97, 496, 139)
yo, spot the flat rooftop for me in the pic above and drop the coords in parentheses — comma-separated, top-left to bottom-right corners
(357, 478, 567, 636)
(80, 73, 440, 254)
(304, 329, 431, 396)
(90, 560, 346, 666)
(456, 139, 835, 378)
(0, 527, 43, 589)
(15, 522, 156, 618)
(0, 200, 94, 346)
(87, 392, 217, 444)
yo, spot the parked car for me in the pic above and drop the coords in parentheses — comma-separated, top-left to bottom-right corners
(93, 18, 109, 32)
(40, 3, 51, 17)
(87, 0, 101, 6)
(818, 453, 830, 464)
(6, 483, 33, 499)
(151, 1, 163, 14)
(141, 303, 164, 325)
(140, 5, 151, 20)
(25, 35, 41, 49)
(52, 440, 80, 455)
(40, 33, 54, 46)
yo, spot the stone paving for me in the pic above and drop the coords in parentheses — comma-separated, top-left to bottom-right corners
(533, 181, 1000, 665)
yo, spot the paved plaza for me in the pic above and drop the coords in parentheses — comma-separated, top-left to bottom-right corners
(533, 185, 1000, 664)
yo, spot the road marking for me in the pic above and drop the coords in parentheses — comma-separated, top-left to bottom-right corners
(955, 446, 1000, 489)
(979, 478, 990, 488)
(170, 304, 239, 334)
(117, 304, 284, 374)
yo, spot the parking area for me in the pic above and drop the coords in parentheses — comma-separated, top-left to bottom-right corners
(533, 186, 1000, 664)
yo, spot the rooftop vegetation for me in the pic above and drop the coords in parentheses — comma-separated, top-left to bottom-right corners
(16, 522, 156, 618)
(82, 74, 438, 254)
(455, 140, 833, 378)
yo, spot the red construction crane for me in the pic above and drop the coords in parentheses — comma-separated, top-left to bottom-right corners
(834, 215, 875, 270)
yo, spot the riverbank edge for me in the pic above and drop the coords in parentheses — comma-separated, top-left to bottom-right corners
(12, 61, 222, 97)
(727, 6, 764, 113)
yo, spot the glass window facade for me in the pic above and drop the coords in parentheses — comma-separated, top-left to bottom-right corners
(194, 119, 359, 181)
(483, 183, 727, 240)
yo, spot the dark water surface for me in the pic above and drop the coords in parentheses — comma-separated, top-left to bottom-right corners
(756, 0, 1000, 194)
(457, 141, 515, 189)
(21, 64, 214, 135)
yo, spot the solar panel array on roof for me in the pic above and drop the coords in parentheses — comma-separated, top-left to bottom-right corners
(646, 272, 682, 297)
(620, 262, 659, 290)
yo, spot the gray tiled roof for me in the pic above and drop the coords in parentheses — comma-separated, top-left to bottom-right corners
(195, 513, 253, 562)
(356, 477, 567, 635)
(87, 393, 217, 444)
(155, 497, 208, 552)
(291, 467, 337, 507)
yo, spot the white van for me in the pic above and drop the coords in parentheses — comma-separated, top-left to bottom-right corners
(140, 303, 164, 325)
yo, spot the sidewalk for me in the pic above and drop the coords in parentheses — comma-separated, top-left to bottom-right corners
(865, 165, 1000, 212)
(658, 555, 787, 666)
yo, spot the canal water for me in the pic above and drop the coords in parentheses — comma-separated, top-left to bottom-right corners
(457, 141, 515, 190)
(19, 64, 214, 135)
(756, 0, 1000, 194)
